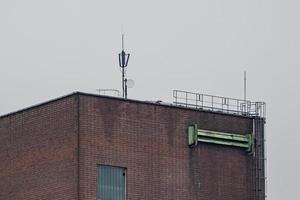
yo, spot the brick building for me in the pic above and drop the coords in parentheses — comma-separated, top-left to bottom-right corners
(0, 91, 266, 200)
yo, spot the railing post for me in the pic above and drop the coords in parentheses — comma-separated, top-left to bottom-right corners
(186, 92, 188, 107)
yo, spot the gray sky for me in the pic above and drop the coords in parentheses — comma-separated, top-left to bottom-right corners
(1, 0, 299, 199)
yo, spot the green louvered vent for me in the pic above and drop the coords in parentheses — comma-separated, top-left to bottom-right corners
(97, 165, 126, 200)
(188, 124, 254, 153)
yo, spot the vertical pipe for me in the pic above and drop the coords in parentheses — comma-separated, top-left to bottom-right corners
(75, 94, 80, 200)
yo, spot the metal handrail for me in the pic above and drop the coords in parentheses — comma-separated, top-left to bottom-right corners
(96, 89, 121, 97)
(173, 90, 266, 118)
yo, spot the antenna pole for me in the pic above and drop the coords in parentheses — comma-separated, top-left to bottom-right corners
(122, 66, 125, 98)
(122, 34, 124, 51)
(118, 34, 130, 99)
(244, 71, 247, 103)
(125, 78, 128, 99)
(121, 34, 125, 98)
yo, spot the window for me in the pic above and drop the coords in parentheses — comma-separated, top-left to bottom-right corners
(97, 165, 126, 200)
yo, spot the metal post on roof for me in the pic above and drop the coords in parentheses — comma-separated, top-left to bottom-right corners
(118, 34, 130, 99)
(244, 71, 247, 104)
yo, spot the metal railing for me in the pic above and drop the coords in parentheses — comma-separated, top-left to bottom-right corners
(173, 90, 266, 118)
(96, 89, 121, 97)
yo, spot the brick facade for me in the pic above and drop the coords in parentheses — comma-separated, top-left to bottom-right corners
(0, 93, 261, 200)
(0, 96, 78, 200)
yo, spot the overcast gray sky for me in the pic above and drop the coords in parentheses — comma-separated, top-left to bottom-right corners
(1, 0, 299, 199)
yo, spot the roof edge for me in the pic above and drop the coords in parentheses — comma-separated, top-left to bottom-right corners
(0, 92, 80, 119)
(0, 91, 255, 120)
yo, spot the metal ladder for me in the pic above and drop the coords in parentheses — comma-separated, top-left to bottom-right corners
(253, 117, 266, 200)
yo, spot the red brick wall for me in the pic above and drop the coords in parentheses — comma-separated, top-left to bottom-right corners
(0, 93, 258, 200)
(78, 95, 254, 200)
(0, 96, 79, 200)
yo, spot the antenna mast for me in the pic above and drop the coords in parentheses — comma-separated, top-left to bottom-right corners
(118, 34, 130, 99)
(244, 71, 247, 103)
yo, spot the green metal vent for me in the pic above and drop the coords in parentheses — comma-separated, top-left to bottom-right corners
(188, 124, 254, 153)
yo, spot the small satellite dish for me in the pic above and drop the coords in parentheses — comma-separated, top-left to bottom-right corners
(126, 79, 135, 88)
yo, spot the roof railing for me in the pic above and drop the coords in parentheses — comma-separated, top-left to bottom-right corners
(173, 90, 266, 118)
(96, 89, 121, 97)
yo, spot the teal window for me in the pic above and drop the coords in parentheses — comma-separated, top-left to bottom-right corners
(97, 165, 126, 200)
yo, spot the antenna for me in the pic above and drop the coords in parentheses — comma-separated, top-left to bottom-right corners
(118, 34, 130, 99)
(244, 71, 247, 103)
(122, 34, 124, 50)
